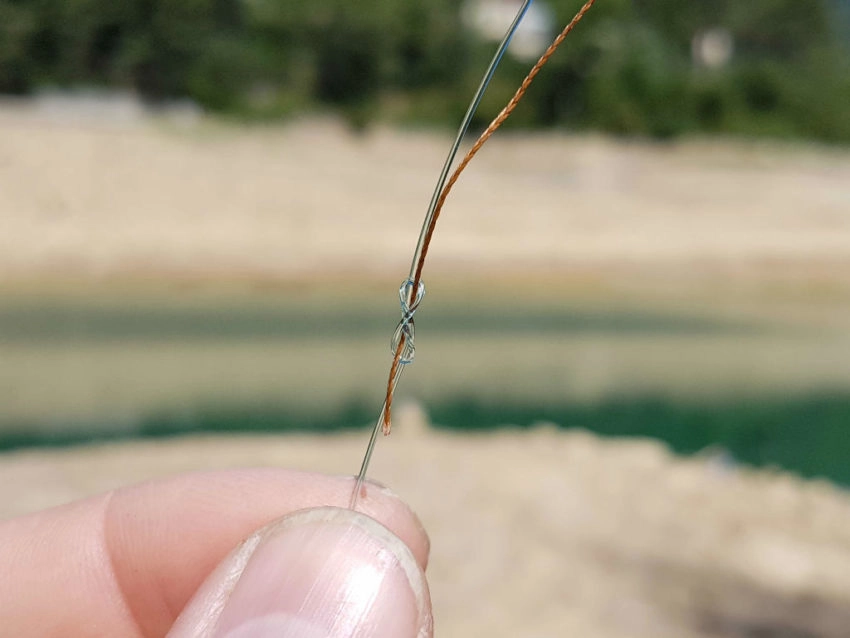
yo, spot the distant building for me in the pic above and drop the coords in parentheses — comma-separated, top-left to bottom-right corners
(462, 0, 555, 61)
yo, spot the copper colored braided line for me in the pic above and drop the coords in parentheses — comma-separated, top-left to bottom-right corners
(410, 0, 598, 289)
(382, 0, 598, 432)
(381, 336, 407, 433)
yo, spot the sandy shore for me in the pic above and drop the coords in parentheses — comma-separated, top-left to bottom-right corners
(3, 103, 850, 637)
(2, 407, 850, 638)
(2, 104, 850, 289)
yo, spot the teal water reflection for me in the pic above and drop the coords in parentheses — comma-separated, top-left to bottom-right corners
(2, 293, 848, 484)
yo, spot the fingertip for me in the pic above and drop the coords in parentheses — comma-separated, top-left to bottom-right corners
(353, 479, 431, 570)
(106, 468, 431, 635)
(169, 507, 433, 638)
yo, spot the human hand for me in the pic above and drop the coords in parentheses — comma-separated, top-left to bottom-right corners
(0, 468, 432, 637)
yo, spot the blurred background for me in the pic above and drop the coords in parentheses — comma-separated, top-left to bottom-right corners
(2, 0, 850, 636)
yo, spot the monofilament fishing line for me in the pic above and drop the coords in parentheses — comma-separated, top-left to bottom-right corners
(350, 0, 598, 509)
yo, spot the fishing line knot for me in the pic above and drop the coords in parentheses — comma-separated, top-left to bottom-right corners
(391, 279, 425, 364)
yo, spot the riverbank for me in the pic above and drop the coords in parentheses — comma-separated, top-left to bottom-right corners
(2, 423, 850, 638)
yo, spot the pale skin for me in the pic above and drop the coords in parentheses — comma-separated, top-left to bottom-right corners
(0, 468, 430, 637)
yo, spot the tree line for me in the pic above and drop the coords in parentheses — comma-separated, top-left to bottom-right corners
(1, 0, 848, 142)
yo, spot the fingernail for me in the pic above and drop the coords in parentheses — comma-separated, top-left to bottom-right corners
(211, 507, 430, 638)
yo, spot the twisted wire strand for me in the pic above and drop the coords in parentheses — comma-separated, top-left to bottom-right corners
(391, 279, 426, 365)
(406, 0, 534, 284)
(351, 0, 598, 509)
(411, 0, 598, 288)
(383, 0, 599, 430)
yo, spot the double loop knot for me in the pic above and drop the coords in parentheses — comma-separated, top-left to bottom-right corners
(391, 279, 426, 364)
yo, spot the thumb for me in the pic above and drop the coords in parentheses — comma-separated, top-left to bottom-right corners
(168, 507, 433, 638)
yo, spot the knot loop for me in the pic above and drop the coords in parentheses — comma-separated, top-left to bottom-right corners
(391, 279, 425, 364)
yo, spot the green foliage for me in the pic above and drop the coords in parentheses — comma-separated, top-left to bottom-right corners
(1, 0, 848, 142)
(0, 2, 38, 92)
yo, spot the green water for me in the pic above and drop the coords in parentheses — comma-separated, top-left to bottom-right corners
(2, 294, 849, 484)
(431, 394, 850, 485)
(2, 394, 849, 484)
(0, 298, 761, 341)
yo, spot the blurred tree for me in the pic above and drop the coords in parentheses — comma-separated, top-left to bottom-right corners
(0, 0, 847, 142)
(0, 1, 37, 93)
(634, 0, 835, 60)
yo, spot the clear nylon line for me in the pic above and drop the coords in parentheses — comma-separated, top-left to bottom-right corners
(406, 0, 533, 284)
(350, 1, 534, 510)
